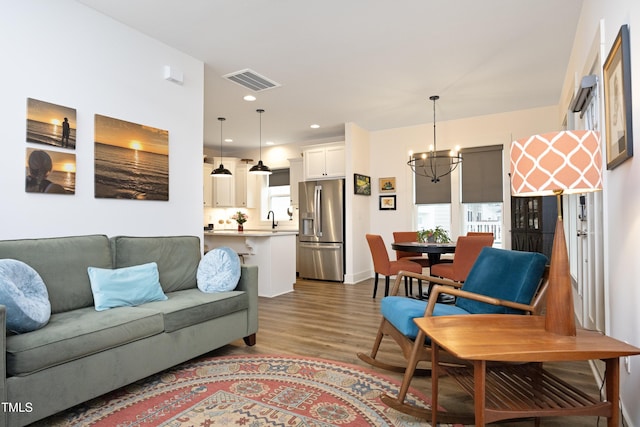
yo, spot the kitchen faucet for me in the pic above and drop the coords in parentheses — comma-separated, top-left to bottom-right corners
(267, 210, 278, 229)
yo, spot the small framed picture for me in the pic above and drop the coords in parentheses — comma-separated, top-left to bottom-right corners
(379, 177, 396, 193)
(379, 195, 396, 210)
(354, 173, 371, 195)
(603, 24, 633, 170)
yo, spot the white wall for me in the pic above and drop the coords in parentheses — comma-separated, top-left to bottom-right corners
(0, 2, 204, 241)
(367, 106, 559, 263)
(345, 122, 372, 283)
(563, 1, 640, 424)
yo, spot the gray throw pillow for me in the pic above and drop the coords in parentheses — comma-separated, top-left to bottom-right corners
(0, 259, 51, 333)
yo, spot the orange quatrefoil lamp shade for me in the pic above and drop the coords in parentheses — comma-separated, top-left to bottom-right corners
(511, 130, 602, 197)
(510, 130, 602, 336)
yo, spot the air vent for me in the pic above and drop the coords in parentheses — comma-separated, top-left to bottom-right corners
(223, 69, 281, 92)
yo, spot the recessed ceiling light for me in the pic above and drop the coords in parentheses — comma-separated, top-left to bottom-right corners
(243, 95, 256, 101)
(310, 124, 320, 129)
(265, 141, 275, 146)
(225, 138, 233, 143)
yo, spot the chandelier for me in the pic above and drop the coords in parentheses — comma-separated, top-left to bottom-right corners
(407, 95, 461, 183)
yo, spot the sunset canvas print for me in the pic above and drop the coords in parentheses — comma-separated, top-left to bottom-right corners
(25, 147, 76, 194)
(26, 98, 77, 149)
(94, 114, 169, 200)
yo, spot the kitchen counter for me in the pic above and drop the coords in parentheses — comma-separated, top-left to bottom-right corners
(206, 230, 298, 237)
(203, 230, 297, 297)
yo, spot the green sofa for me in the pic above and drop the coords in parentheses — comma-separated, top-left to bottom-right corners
(0, 234, 258, 426)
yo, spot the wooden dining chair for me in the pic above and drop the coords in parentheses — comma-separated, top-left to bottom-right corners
(365, 234, 423, 298)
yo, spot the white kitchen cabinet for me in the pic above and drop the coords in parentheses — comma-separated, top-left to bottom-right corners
(203, 163, 214, 207)
(303, 143, 345, 180)
(288, 158, 303, 206)
(234, 163, 258, 208)
(212, 158, 236, 207)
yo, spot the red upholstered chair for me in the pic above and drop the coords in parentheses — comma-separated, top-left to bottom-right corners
(430, 234, 494, 283)
(392, 231, 429, 296)
(366, 234, 423, 298)
(466, 231, 494, 237)
(392, 231, 431, 268)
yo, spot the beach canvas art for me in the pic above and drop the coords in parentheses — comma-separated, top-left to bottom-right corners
(25, 147, 76, 194)
(26, 98, 77, 149)
(94, 114, 169, 200)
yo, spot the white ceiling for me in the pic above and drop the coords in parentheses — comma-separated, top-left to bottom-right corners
(76, 0, 583, 151)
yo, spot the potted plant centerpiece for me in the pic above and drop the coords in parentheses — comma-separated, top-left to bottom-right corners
(417, 226, 451, 243)
(232, 211, 248, 232)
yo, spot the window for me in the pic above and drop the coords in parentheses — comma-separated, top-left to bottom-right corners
(268, 185, 291, 221)
(265, 168, 291, 221)
(416, 204, 451, 236)
(462, 203, 503, 247)
(460, 145, 504, 246)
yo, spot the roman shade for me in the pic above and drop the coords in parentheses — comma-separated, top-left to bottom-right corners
(414, 152, 452, 204)
(461, 145, 503, 203)
(268, 168, 289, 187)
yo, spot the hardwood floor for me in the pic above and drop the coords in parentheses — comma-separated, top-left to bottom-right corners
(213, 277, 606, 426)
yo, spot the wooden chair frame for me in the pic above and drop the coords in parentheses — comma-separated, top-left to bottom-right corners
(357, 267, 549, 422)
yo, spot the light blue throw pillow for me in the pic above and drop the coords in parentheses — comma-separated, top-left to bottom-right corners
(88, 262, 167, 311)
(197, 247, 241, 293)
(0, 259, 51, 333)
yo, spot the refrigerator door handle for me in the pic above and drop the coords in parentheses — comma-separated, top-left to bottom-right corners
(299, 243, 342, 250)
(314, 185, 322, 237)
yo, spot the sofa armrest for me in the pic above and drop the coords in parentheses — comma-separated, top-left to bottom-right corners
(0, 305, 7, 414)
(236, 265, 259, 335)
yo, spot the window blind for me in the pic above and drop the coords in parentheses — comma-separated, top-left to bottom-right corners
(414, 152, 452, 204)
(460, 145, 503, 203)
(268, 168, 290, 187)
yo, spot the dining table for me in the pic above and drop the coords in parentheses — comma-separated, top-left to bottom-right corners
(390, 241, 456, 266)
(391, 241, 457, 301)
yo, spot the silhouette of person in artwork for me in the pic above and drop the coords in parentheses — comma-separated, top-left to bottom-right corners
(61, 117, 70, 148)
(25, 150, 66, 194)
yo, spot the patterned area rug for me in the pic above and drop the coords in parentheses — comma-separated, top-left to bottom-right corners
(42, 354, 455, 426)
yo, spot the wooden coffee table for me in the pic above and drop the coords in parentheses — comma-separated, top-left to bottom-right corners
(415, 314, 640, 426)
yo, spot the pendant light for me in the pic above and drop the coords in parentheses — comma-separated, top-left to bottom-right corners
(249, 109, 272, 175)
(407, 95, 461, 183)
(211, 117, 232, 177)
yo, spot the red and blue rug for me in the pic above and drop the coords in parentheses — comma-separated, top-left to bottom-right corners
(42, 354, 456, 426)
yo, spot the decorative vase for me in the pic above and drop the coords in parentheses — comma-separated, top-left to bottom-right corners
(238, 224, 244, 232)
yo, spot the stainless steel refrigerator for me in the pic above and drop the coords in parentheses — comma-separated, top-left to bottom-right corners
(298, 179, 345, 282)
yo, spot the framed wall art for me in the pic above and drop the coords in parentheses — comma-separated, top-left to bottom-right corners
(25, 147, 76, 194)
(603, 24, 633, 170)
(379, 195, 396, 210)
(379, 177, 396, 193)
(354, 173, 371, 195)
(26, 98, 77, 150)
(94, 114, 169, 200)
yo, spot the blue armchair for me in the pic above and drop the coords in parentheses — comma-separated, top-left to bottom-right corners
(357, 247, 549, 421)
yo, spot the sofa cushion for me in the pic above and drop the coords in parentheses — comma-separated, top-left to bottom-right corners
(5, 306, 164, 376)
(139, 288, 248, 333)
(0, 235, 112, 313)
(197, 247, 241, 293)
(0, 259, 51, 333)
(111, 236, 200, 292)
(88, 262, 168, 311)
